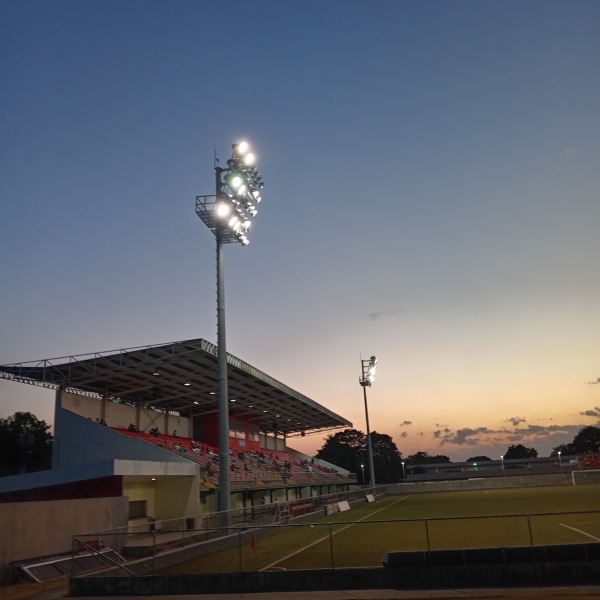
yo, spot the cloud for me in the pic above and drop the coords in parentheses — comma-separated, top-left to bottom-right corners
(400, 420, 412, 426)
(432, 422, 582, 448)
(587, 378, 600, 385)
(400, 431, 408, 438)
(505, 416, 527, 427)
(367, 309, 402, 321)
(580, 406, 600, 417)
(434, 427, 495, 446)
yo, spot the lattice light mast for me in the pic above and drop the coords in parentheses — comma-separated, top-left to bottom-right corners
(196, 141, 264, 518)
(359, 355, 378, 487)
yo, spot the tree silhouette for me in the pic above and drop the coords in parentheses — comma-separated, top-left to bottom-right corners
(371, 432, 404, 483)
(315, 428, 403, 483)
(0, 412, 53, 476)
(315, 429, 365, 475)
(504, 444, 537, 459)
(552, 426, 600, 456)
(405, 451, 451, 464)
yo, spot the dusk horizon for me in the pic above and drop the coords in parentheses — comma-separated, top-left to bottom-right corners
(2, 0, 599, 465)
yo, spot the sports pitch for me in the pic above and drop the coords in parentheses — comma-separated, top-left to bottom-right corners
(160, 484, 600, 574)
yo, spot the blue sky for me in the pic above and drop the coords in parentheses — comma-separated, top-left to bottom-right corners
(1, 0, 599, 461)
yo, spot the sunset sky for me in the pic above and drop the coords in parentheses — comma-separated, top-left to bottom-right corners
(1, 0, 599, 462)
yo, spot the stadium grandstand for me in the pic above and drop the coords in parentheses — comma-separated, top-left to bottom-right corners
(0, 338, 355, 583)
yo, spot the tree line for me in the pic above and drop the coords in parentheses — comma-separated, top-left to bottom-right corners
(315, 426, 600, 484)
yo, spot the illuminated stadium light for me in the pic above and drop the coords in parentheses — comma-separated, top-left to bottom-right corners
(196, 140, 264, 247)
(194, 140, 266, 525)
(359, 355, 378, 487)
(360, 355, 377, 386)
(216, 201, 230, 218)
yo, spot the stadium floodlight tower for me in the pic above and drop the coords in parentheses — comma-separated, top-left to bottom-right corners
(359, 355, 378, 487)
(196, 141, 264, 521)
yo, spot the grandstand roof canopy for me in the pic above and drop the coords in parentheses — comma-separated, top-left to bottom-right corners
(0, 338, 351, 437)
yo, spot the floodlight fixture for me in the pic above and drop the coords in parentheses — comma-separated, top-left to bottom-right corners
(216, 202, 230, 218)
(360, 355, 378, 387)
(196, 140, 265, 247)
(234, 140, 249, 155)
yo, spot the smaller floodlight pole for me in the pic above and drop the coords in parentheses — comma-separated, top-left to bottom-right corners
(359, 356, 377, 487)
(196, 141, 264, 528)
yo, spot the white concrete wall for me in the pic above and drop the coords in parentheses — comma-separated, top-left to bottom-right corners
(59, 391, 192, 436)
(0, 496, 128, 585)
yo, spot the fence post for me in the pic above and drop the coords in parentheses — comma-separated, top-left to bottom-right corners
(238, 529, 243, 572)
(152, 530, 156, 576)
(70, 536, 76, 579)
(329, 524, 335, 570)
(424, 519, 431, 564)
(526, 515, 534, 548)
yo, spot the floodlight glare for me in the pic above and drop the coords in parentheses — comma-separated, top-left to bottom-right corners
(235, 140, 249, 155)
(229, 175, 243, 189)
(367, 356, 377, 383)
(216, 202, 230, 217)
(243, 152, 255, 166)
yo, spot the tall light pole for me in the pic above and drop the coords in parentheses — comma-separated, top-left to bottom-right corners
(359, 356, 377, 487)
(196, 141, 264, 522)
(360, 463, 365, 485)
(500, 455, 505, 477)
(401, 461, 406, 481)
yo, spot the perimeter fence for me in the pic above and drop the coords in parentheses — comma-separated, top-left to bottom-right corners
(70, 507, 600, 577)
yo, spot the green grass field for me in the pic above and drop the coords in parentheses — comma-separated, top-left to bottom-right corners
(159, 484, 600, 574)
